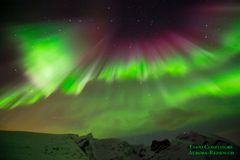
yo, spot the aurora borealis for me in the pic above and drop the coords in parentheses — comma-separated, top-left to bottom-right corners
(0, 0, 240, 143)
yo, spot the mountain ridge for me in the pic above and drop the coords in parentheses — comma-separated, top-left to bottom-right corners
(0, 130, 239, 160)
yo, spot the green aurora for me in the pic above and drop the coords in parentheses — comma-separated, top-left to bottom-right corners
(0, 18, 239, 138)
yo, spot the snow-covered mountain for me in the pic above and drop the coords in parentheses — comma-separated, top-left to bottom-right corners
(0, 131, 239, 160)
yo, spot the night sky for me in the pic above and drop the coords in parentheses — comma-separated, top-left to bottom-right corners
(0, 0, 240, 144)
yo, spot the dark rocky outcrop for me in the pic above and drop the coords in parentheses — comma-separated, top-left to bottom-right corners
(151, 139, 171, 153)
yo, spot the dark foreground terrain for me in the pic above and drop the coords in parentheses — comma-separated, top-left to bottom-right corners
(0, 131, 239, 160)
